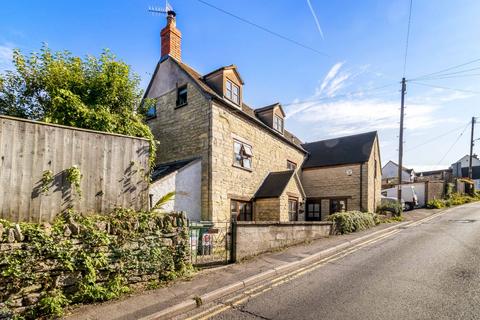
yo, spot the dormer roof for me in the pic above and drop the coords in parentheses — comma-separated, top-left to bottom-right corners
(203, 65, 244, 84)
(254, 103, 286, 117)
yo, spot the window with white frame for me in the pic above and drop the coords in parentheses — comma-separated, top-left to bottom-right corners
(273, 114, 284, 133)
(225, 80, 240, 105)
(233, 140, 252, 169)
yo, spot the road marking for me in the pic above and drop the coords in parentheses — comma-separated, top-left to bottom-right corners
(183, 229, 401, 320)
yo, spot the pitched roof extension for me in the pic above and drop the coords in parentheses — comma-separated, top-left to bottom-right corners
(151, 158, 199, 182)
(254, 170, 295, 199)
(302, 131, 377, 169)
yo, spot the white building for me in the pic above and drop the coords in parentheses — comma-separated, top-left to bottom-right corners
(382, 160, 415, 184)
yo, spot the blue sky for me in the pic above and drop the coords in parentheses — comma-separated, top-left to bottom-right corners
(1, 0, 479, 171)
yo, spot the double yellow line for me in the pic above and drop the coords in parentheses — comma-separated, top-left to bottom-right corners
(185, 228, 402, 320)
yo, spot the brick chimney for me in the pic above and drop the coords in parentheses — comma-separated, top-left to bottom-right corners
(160, 11, 181, 61)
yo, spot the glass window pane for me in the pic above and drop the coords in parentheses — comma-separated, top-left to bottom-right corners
(233, 85, 238, 94)
(243, 158, 251, 169)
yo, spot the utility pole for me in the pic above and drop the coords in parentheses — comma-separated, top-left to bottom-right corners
(398, 78, 406, 202)
(468, 116, 476, 179)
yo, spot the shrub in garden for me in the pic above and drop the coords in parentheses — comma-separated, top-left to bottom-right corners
(327, 211, 380, 234)
(426, 199, 445, 209)
(376, 202, 403, 217)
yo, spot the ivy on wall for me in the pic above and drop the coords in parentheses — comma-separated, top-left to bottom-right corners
(0, 209, 191, 319)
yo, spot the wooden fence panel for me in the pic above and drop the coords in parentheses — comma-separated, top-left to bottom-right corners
(0, 116, 150, 222)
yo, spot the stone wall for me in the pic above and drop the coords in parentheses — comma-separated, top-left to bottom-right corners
(254, 198, 280, 221)
(426, 181, 445, 201)
(302, 163, 362, 213)
(235, 221, 333, 260)
(146, 59, 211, 220)
(210, 102, 306, 221)
(0, 211, 190, 318)
(365, 137, 382, 212)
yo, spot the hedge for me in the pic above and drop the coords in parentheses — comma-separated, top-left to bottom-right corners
(327, 211, 380, 234)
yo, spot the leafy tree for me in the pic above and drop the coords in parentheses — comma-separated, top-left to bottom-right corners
(0, 44, 156, 166)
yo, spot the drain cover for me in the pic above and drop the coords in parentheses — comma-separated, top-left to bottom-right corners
(449, 220, 476, 223)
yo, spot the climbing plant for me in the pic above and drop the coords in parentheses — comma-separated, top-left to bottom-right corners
(40, 170, 54, 194)
(65, 165, 83, 197)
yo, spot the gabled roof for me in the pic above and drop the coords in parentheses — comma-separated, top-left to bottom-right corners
(254, 170, 295, 199)
(302, 131, 377, 169)
(150, 57, 306, 152)
(383, 160, 414, 173)
(254, 103, 286, 117)
(151, 158, 199, 182)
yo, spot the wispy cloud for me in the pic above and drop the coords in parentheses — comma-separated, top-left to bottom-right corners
(306, 0, 324, 39)
(317, 61, 344, 95)
(294, 99, 441, 136)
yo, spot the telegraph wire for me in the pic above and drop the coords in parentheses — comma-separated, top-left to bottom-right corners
(411, 65, 480, 81)
(281, 82, 398, 107)
(195, 0, 330, 57)
(405, 122, 471, 152)
(409, 57, 480, 81)
(437, 122, 471, 165)
(402, 0, 414, 77)
(409, 81, 480, 95)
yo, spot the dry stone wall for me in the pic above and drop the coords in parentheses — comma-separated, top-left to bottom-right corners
(0, 210, 190, 319)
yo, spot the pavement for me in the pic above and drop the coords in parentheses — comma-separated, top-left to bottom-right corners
(64, 206, 448, 320)
(180, 202, 480, 320)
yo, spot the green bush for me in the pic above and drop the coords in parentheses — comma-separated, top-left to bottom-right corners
(376, 202, 403, 217)
(426, 199, 445, 209)
(327, 211, 380, 234)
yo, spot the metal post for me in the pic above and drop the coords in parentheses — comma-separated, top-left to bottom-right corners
(468, 116, 476, 179)
(229, 218, 237, 263)
(398, 77, 407, 202)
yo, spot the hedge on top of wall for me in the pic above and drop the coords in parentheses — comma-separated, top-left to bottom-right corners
(0, 209, 191, 319)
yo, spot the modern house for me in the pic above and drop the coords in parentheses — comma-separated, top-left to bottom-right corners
(451, 155, 480, 190)
(381, 160, 415, 187)
(144, 12, 381, 222)
(301, 132, 382, 220)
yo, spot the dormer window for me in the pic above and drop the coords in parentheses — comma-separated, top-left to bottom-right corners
(225, 80, 240, 105)
(273, 114, 284, 133)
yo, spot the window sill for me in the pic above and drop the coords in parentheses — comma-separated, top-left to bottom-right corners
(232, 164, 253, 172)
(145, 115, 157, 121)
(175, 102, 188, 109)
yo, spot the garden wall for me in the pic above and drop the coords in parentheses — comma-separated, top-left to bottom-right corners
(0, 210, 190, 319)
(235, 221, 333, 260)
(0, 116, 150, 222)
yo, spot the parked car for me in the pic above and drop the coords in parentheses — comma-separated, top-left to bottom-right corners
(381, 185, 418, 210)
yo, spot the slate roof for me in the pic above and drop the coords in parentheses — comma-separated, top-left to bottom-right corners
(151, 158, 198, 182)
(302, 131, 377, 169)
(254, 170, 295, 199)
(161, 57, 305, 151)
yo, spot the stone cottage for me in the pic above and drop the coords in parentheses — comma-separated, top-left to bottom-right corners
(145, 11, 381, 222)
(301, 131, 382, 220)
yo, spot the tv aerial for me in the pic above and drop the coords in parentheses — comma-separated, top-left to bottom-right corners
(148, 1, 175, 16)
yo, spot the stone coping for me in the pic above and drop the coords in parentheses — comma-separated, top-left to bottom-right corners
(236, 221, 333, 226)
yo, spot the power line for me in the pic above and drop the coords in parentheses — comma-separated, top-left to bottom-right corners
(412, 65, 480, 81)
(195, 0, 330, 57)
(415, 73, 480, 81)
(405, 122, 471, 152)
(410, 57, 480, 81)
(402, 0, 414, 77)
(437, 122, 470, 165)
(409, 81, 480, 95)
(282, 82, 398, 107)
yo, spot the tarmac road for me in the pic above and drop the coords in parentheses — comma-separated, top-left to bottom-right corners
(202, 203, 480, 320)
